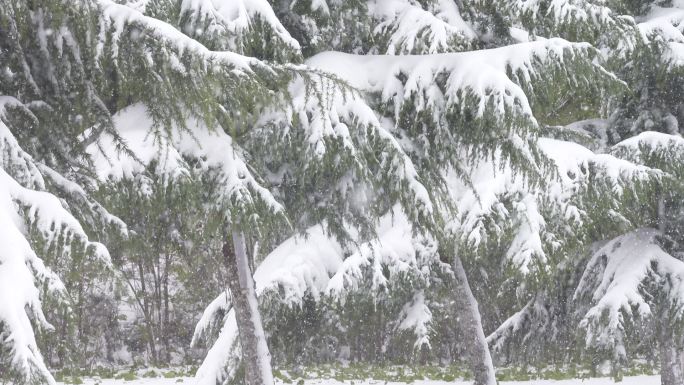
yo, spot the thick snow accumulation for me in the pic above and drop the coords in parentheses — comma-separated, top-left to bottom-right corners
(87, 103, 282, 212)
(95, 0, 257, 70)
(369, 0, 478, 54)
(438, 135, 653, 274)
(396, 291, 432, 349)
(192, 224, 346, 385)
(576, 229, 684, 352)
(612, 130, 684, 162)
(262, 74, 434, 217)
(0, 99, 109, 385)
(0, 176, 59, 385)
(179, 0, 301, 50)
(56, 375, 661, 385)
(519, 0, 615, 27)
(307, 39, 593, 119)
(636, 0, 684, 66)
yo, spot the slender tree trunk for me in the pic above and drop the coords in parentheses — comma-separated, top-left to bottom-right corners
(137, 259, 159, 364)
(163, 254, 171, 364)
(452, 254, 497, 385)
(659, 321, 684, 385)
(223, 229, 274, 385)
(655, 193, 684, 385)
(152, 258, 161, 362)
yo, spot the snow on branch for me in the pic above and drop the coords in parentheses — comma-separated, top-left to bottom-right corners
(0, 108, 110, 385)
(307, 39, 612, 151)
(179, 0, 301, 58)
(1, 102, 112, 262)
(194, 224, 343, 385)
(191, 291, 232, 348)
(483, 0, 629, 42)
(540, 137, 657, 199)
(294, 71, 434, 216)
(446, 135, 657, 274)
(0, 188, 59, 385)
(370, 0, 478, 54)
(326, 209, 426, 297)
(0, 98, 45, 190)
(94, 0, 258, 72)
(251, 69, 434, 228)
(87, 103, 284, 220)
(575, 228, 684, 354)
(636, 3, 684, 66)
(612, 131, 684, 168)
(396, 290, 433, 350)
(194, 311, 242, 385)
(443, 151, 551, 273)
(308, 44, 534, 119)
(487, 294, 561, 363)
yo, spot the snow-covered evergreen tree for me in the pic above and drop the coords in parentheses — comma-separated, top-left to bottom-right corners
(3, 0, 684, 384)
(0, 95, 113, 384)
(1, 0, 280, 381)
(574, 133, 684, 384)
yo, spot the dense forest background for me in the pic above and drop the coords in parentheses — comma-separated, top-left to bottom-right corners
(1, 0, 684, 384)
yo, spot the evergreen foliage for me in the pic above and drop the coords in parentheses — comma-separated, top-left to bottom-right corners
(1, 0, 684, 384)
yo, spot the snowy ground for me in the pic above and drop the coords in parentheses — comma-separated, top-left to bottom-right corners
(58, 375, 660, 385)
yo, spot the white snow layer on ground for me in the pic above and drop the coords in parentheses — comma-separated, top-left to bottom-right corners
(57, 375, 661, 385)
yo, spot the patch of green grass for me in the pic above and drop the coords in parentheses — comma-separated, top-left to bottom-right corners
(54, 362, 656, 383)
(623, 362, 656, 377)
(273, 369, 293, 383)
(114, 371, 137, 381)
(58, 376, 84, 385)
(164, 370, 182, 379)
(93, 366, 117, 379)
(142, 369, 160, 378)
(278, 362, 655, 383)
(276, 363, 468, 382)
(53, 365, 200, 382)
(54, 368, 87, 384)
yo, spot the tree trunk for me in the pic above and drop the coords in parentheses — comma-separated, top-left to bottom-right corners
(655, 193, 684, 385)
(452, 254, 497, 385)
(223, 229, 274, 385)
(659, 321, 684, 385)
(136, 259, 159, 365)
(163, 254, 171, 364)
